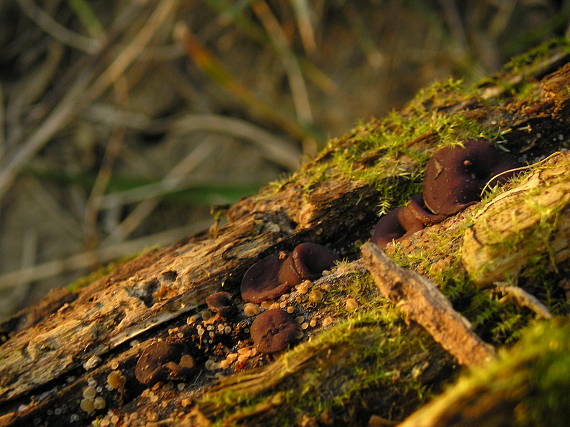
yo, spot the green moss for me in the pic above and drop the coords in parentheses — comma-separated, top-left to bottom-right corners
(427, 317, 570, 427)
(257, 75, 500, 207)
(262, 38, 568, 208)
(389, 230, 535, 346)
(332, 111, 490, 185)
(200, 308, 448, 426)
(312, 271, 392, 319)
(196, 270, 454, 425)
(504, 37, 570, 73)
(212, 41, 570, 424)
(465, 153, 570, 288)
(517, 256, 570, 317)
(521, 318, 570, 426)
(385, 150, 570, 346)
(406, 78, 475, 113)
(387, 221, 529, 346)
(292, 106, 497, 214)
(472, 37, 570, 102)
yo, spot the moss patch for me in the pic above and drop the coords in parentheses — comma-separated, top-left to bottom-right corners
(199, 309, 452, 426)
(409, 317, 570, 427)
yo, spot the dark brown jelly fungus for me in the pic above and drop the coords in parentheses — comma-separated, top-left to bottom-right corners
(250, 309, 298, 353)
(402, 194, 447, 229)
(423, 139, 519, 216)
(205, 291, 234, 317)
(241, 244, 337, 303)
(135, 341, 195, 385)
(371, 195, 448, 249)
(240, 253, 290, 303)
(371, 208, 406, 249)
(278, 243, 337, 286)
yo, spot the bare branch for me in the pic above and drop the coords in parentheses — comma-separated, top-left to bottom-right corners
(361, 242, 495, 366)
(494, 284, 552, 320)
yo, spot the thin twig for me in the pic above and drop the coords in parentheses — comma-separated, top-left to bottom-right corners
(0, 1, 178, 203)
(0, 83, 4, 161)
(494, 284, 552, 320)
(480, 151, 563, 196)
(85, 107, 301, 170)
(361, 242, 495, 366)
(104, 142, 215, 243)
(67, 0, 105, 38)
(6, 42, 64, 146)
(24, 179, 84, 241)
(17, 0, 100, 53)
(88, 0, 179, 100)
(85, 103, 155, 130)
(175, 22, 313, 145)
(488, 0, 517, 38)
(83, 73, 130, 249)
(97, 177, 233, 209)
(290, 0, 316, 54)
(0, 66, 96, 201)
(170, 114, 301, 170)
(84, 126, 126, 250)
(253, 1, 314, 125)
(438, 0, 468, 51)
(0, 231, 37, 317)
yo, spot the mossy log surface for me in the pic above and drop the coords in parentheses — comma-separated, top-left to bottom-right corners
(0, 41, 569, 427)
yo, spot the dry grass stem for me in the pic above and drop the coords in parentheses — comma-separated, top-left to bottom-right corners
(0, 222, 210, 291)
(253, 1, 314, 125)
(17, 0, 100, 53)
(170, 114, 301, 170)
(104, 142, 215, 243)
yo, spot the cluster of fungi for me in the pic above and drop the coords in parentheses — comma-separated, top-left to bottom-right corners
(134, 139, 519, 386)
(371, 139, 519, 248)
(135, 243, 337, 385)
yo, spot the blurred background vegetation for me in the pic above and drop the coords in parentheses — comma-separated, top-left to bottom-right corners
(0, 0, 568, 317)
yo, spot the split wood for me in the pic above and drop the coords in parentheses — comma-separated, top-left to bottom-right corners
(361, 242, 495, 366)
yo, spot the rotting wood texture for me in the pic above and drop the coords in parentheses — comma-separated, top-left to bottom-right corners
(461, 151, 570, 285)
(0, 43, 569, 426)
(0, 178, 381, 426)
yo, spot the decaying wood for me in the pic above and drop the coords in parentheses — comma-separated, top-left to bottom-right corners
(0, 177, 380, 425)
(361, 242, 495, 366)
(462, 151, 570, 285)
(0, 44, 569, 426)
(398, 318, 570, 427)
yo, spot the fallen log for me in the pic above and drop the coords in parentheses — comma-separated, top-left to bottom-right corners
(1, 40, 569, 426)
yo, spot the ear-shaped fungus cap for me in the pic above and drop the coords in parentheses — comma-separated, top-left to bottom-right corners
(371, 208, 406, 249)
(371, 194, 448, 249)
(423, 139, 518, 216)
(250, 309, 298, 353)
(400, 194, 447, 230)
(240, 253, 289, 303)
(278, 243, 337, 286)
(241, 244, 337, 303)
(135, 342, 195, 385)
(205, 291, 234, 317)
